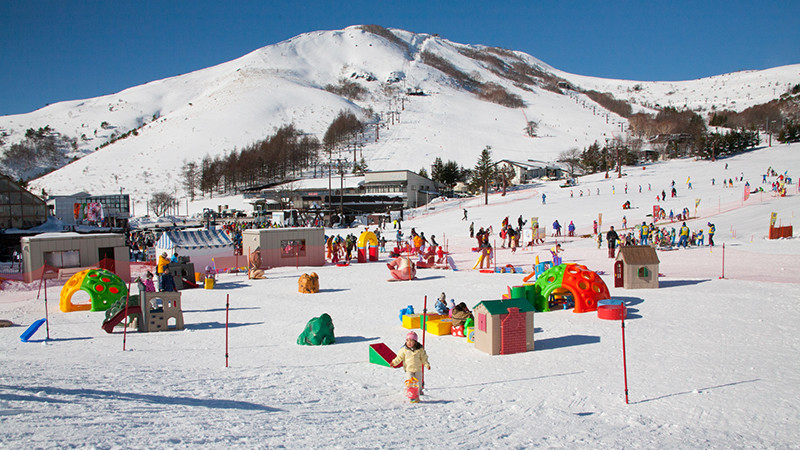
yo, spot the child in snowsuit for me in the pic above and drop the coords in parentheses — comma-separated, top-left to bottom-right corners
(142, 271, 156, 292)
(434, 293, 449, 314)
(391, 332, 431, 395)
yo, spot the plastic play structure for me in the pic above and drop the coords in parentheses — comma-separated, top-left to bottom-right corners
(102, 282, 184, 333)
(60, 268, 128, 312)
(356, 230, 379, 263)
(507, 263, 610, 313)
(297, 313, 335, 345)
(597, 299, 627, 320)
(369, 343, 402, 368)
(530, 264, 610, 313)
(387, 256, 416, 280)
(298, 272, 320, 293)
(20, 318, 47, 342)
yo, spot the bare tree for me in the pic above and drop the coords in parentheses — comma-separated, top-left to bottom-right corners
(524, 120, 539, 137)
(181, 161, 199, 201)
(150, 192, 176, 216)
(557, 147, 582, 178)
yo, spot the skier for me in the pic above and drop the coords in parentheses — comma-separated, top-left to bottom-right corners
(552, 220, 562, 237)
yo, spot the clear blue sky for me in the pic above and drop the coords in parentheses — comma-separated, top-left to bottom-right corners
(1, 0, 798, 115)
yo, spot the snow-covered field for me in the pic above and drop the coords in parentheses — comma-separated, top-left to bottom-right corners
(1, 144, 799, 448)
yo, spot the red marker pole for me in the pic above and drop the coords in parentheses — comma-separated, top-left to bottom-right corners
(621, 316, 629, 404)
(720, 243, 726, 279)
(43, 277, 50, 340)
(421, 295, 427, 391)
(122, 278, 132, 351)
(225, 294, 230, 367)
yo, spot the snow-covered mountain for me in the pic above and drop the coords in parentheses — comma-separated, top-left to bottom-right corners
(1, 25, 798, 209)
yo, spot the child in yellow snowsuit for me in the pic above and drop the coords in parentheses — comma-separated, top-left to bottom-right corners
(391, 331, 431, 395)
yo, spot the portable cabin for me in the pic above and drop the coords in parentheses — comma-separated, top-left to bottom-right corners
(20, 232, 130, 283)
(242, 228, 325, 268)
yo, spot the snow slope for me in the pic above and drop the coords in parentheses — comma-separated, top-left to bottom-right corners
(0, 25, 796, 215)
(1, 143, 798, 448)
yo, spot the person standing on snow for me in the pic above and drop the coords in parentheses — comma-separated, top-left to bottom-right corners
(707, 222, 716, 247)
(679, 222, 690, 248)
(606, 226, 619, 258)
(552, 220, 562, 237)
(391, 331, 431, 396)
(640, 222, 649, 246)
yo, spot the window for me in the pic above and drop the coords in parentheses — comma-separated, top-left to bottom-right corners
(280, 239, 306, 258)
(44, 250, 80, 268)
(638, 266, 650, 278)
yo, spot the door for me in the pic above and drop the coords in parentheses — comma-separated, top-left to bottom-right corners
(98, 247, 115, 273)
(614, 260, 624, 288)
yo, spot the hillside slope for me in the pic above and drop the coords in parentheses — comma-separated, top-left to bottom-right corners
(0, 26, 795, 210)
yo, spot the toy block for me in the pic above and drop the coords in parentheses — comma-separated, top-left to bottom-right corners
(465, 326, 474, 343)
(402, 313, 446, 329)
(369, 343, 400, 367)
(426, 319, 453, 336)
(402, 314, 422, 329)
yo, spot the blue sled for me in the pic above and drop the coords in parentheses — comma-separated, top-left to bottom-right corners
(20, 318, 47, 342)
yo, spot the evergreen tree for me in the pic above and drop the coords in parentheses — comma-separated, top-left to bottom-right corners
(470, 146, 495, 194)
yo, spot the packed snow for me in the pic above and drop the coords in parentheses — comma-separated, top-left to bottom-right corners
(1, 143, 799, 448)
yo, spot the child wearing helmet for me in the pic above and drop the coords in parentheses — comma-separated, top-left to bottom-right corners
(391, 331, 431, 395)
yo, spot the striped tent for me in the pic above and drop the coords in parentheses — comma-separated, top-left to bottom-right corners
(155, 229, 234, 269)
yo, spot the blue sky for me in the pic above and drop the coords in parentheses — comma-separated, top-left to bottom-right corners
(1, 0, 798, 115)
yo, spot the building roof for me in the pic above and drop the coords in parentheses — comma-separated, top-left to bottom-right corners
(616, 245, 660, 265)
(156, 229, 233, 251)
(473, 298, 536, 315)
(269, 175, 364, 191)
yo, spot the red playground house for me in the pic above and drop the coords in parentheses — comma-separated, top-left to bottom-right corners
(472, 298, 535, 355)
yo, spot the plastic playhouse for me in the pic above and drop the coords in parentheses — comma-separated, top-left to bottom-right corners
(472, 298, 535, 355)
(102, 282, 184, 333)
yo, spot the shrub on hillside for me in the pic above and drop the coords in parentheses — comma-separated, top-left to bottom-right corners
(584, 91, 633, 118)
(478, 83, 524, 108)
(359, 25, 410, 55)
(325, 78, 367, 101)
